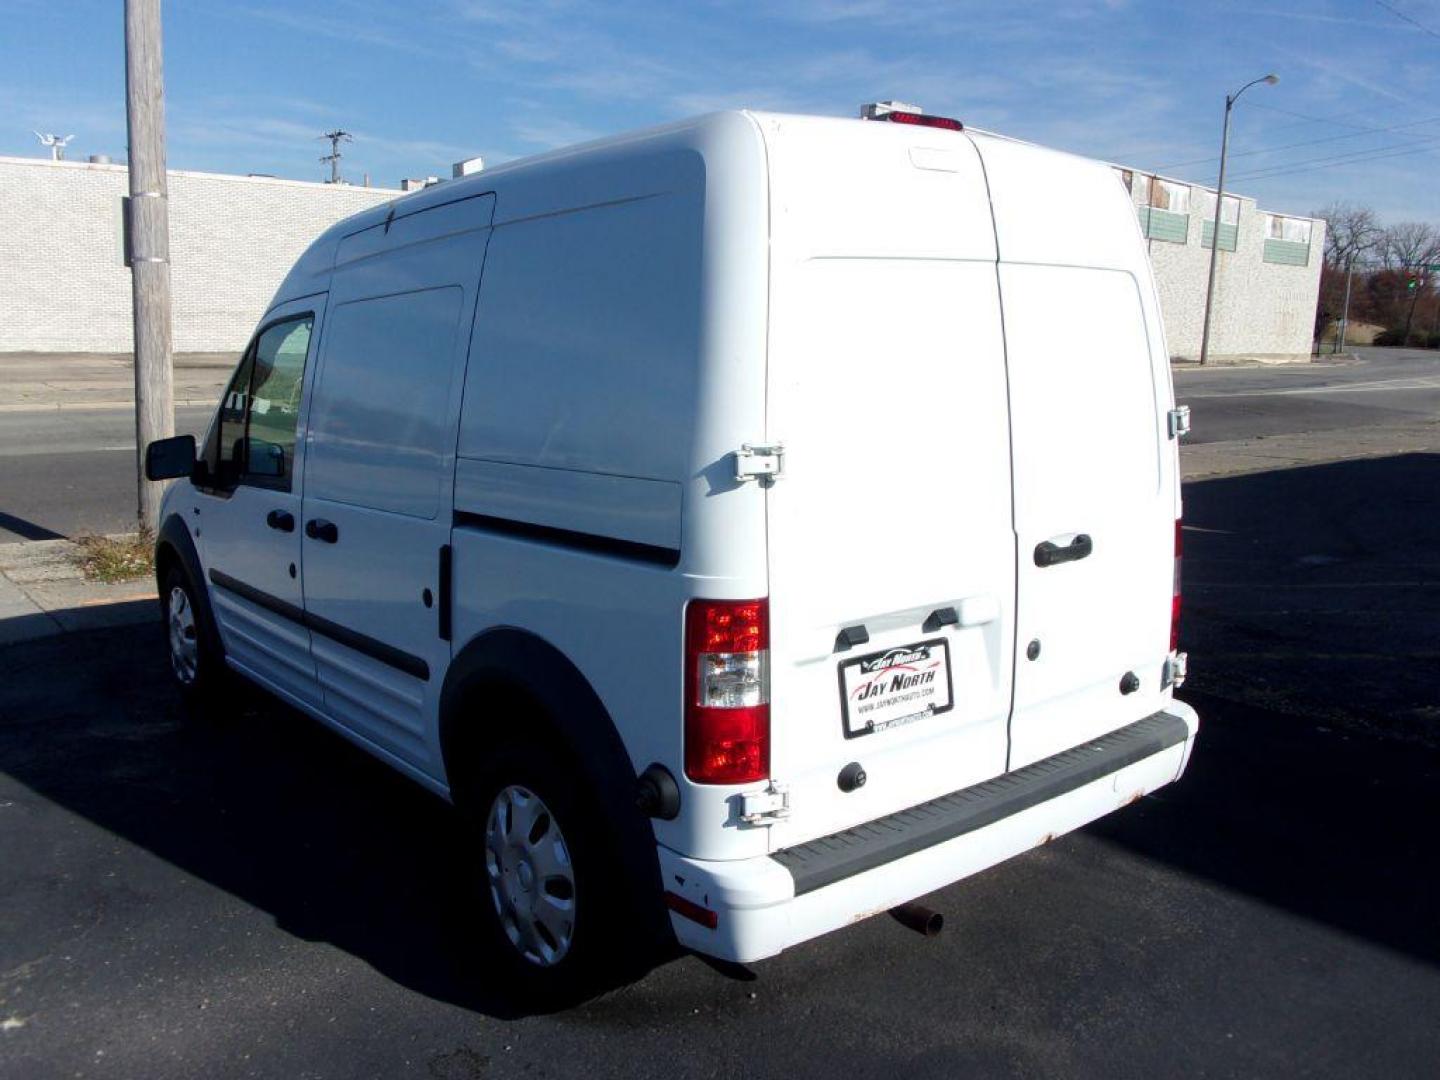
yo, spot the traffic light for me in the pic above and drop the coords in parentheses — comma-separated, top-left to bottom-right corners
(1407, 271, 1418, 292)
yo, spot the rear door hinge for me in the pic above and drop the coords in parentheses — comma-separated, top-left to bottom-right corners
(739, 782, 790, 825)
(1167, 406, 1191, 439)
(734, 443, 785, 484)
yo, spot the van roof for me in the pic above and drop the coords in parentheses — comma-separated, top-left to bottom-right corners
(268, 110, 1116, 310)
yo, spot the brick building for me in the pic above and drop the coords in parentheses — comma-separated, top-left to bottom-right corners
(0, 155, 397, 353)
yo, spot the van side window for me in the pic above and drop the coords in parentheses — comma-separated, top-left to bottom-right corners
(203, 314, 313, 492)
(242, 317, 312, 489)
(210, 352, 254, 488)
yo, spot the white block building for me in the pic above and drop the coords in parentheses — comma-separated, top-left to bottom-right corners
(0, 151, 1323, 363)
(1115, 166, 1325, 363)
(0, 155, 398, 353)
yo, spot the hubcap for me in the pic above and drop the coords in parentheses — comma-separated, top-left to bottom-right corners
(484, 784, 576, 967)
(167, 585, 199, 686)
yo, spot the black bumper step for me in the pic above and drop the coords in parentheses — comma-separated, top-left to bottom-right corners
(771, 710, 1190, 896)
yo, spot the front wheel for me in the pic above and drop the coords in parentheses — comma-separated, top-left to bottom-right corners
(160, 564, 225, 712)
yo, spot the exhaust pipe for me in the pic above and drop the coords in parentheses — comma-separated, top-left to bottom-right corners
(890, 902, 943, 937)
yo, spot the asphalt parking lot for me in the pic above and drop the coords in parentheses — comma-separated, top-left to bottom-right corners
(3, 441, 1438, 1078)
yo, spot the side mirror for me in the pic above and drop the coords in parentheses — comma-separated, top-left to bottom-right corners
(241, 437, 286, 478)
(144, 434, 197, 481)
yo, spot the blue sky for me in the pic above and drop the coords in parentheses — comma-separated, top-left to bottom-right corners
(3, 1, 1437, 222)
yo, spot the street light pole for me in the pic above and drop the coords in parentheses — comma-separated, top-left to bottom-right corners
(1198, 73, 1278, 367)
(1335, 253, 1356, 355)
(124, 0, 175, 533)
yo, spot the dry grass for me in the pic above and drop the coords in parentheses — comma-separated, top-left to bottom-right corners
(74, 530, 154, 583)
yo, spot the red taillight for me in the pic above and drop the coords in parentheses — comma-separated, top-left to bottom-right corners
(1171, 520, 1183, 651)
(880, 111, 964, 131)
(684, 598, 770, 785)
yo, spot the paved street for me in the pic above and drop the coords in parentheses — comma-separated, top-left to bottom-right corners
(2, 347, 1438, 542)
(0, 408, 211, 541)
(1175, 346, 1440, 445)
(2, 347, 1439, 1078)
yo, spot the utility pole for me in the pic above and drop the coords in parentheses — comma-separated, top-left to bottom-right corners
(1334, 254, 1356, 355)
(1402, 267, 1426, 345)
(319, 129, 352, 184)
(1199, 73, 1278, 366)
(124, 0, 175, 533)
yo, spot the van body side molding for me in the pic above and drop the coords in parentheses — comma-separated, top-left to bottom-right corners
(452, 510, 680, 568)
(771, 711, 1189, 896)
(208, 569, 431, 681)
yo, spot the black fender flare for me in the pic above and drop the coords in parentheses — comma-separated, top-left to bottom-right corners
(439, 627, 668, 933)
(155, 511, 202, 590)
(154, 511, 223, 658)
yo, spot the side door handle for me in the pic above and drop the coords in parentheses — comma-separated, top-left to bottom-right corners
(265, 509, 295, 533)
(305, 518, 339, 544)
(1034, 533, 1092, 568)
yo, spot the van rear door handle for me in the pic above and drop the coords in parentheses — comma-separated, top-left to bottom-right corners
(305, 518, 338, 543)
(1034, 533, 1092, 567)
(265, 509, 294, 532)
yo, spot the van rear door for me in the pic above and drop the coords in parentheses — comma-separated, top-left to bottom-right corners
(759, 118, 1015, 851)
(974, 137, 1180, 770)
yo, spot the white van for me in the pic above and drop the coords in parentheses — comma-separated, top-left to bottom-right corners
(146, 107, 1196, 1002)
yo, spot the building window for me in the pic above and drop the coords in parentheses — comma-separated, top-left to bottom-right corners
(1262, 213, 1312, 265)
(1137, 177, 1190, 243)
(1196, 191, 1241, 252)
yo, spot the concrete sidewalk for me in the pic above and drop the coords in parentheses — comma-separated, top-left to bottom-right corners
(0, 351, 234, 412)
(0, 538, 157, 645)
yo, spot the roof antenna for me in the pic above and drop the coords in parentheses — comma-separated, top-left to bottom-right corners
(34, 132, 75, 161)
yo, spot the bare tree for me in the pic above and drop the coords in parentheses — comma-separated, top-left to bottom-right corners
(1312, 204, 1383, 345)
(1379, 222, 1440, 343)
(1380, 221, 1440, 270)
(1314, 202, 1382, 269)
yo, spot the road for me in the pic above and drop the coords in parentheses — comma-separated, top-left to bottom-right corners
(0, 407, 210, 541)
(1175, 346, 1440, 444)
(1, 347, 1437, 543)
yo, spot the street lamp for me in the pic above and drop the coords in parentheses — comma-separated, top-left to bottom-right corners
(1198, 73, 1278, 366)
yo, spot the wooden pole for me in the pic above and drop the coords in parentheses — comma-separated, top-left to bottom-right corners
(124, 0, 175, 533)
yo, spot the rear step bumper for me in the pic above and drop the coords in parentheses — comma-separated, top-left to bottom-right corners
(657, 701, 1199, 963)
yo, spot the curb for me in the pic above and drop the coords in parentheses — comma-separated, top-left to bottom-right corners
(0, 397, 219, 414)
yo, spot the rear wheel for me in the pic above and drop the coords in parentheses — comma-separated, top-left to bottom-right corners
(461, 739, 655, 1007)
(485, 783, 579, 968)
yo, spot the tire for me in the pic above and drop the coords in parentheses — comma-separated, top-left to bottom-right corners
(160, 562, 227, 714)
(459, 738, 655, 1009)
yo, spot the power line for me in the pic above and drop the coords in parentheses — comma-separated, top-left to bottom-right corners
(1229, 136, 1440, 183)
(1154, 113, 1440, 171)
(1240, 100, 1381, 132)
(1375, 0, 1440, 41)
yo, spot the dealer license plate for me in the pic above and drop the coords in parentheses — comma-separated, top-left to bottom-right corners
(838, 638, 954, 739)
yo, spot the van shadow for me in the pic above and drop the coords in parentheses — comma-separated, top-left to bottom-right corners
(1176, 451, 1440, 739)
(0, 625, 595, 1020)
(1089, 452, 1440, 965)
(1, 453, 1436, 1013)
